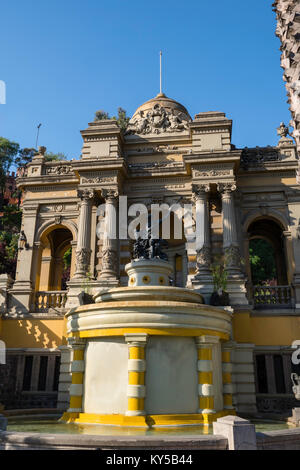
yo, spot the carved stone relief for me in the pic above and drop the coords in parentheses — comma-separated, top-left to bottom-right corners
(125, 103, 190, 135)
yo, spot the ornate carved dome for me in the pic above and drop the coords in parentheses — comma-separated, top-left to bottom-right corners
(125, 93, 191, 136)
(131, 92, 191, 121)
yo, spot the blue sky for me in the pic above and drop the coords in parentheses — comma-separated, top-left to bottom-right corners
(0, 0, 290, 160)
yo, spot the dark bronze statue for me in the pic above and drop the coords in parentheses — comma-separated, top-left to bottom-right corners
(132, 217, 168, 261)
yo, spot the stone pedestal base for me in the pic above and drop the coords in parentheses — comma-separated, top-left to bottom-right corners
(226, 277, 248, 306)
(8, 280, 33, 314)
(191, 277, 214, 304)
(66, 278, 120, 309)
(291, 407, 300, 426)
(61, 410, 233, 428)
(213, 415, 257, 450)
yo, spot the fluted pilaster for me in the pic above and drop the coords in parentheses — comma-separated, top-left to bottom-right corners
(74, 189, 95, 278)
(99, 189, 119, 280)
(217, 183, 242, 277)
(192, 184, 212, 278)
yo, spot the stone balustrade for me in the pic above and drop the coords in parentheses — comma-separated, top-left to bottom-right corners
(33, 291, 67, 313)
(253, 285, 292, 308)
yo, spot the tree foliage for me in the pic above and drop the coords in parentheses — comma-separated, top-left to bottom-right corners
(94, 107, 130, 131)
(44, 152, 67, 161)
(0, 203, 21, 277)
(0, 138, 20, 208)
(249, 238, 277, 285)
(0, 137, 68, 277)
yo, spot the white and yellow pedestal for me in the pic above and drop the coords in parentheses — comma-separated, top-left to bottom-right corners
(61, 259, 235, 427)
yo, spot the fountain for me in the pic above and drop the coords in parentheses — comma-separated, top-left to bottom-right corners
(60, 236, 234, 428)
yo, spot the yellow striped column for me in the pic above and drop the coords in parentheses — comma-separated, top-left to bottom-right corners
(222, 342, 235, 411)
(67, 337, 86, 413)
(195, 336, 218, 423)
(124, 333, 148, 417)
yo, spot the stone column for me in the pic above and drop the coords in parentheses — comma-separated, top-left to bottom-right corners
(124, 334, 148, 417)
(191, 184, 214, 301)
(73, 189, 95, 279)
(57, 345, 72, 411)
(222, 342, 235, 411)
(99, 189, 119, 284)
(217, 183, 248, 305)
(233, 343, 257, 414)
(39, 255, 53, 291)
(195, 336, 218, 425)
(69, 240, 77, 279)
(67, 338, 86, 415)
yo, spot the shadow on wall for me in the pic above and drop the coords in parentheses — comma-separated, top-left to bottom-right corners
(1, 318, 67, 349)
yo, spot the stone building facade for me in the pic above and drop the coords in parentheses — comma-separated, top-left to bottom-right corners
(0, 90, 300, 416)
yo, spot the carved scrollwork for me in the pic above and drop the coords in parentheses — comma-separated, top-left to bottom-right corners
(224, 244, 241, 268)
(196, 245, 211, 270)
(101, 248, 118, 273)
(81, 177, 115, 184)
(46, 165, 74, 176)
(75, 247, 91, 273)
(193, 170, 231, 177)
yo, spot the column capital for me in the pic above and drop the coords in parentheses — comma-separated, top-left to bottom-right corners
(192, 183, 210, 200)
(217, 182, 236, 195)
(124, 333, 148, 346)
(101, 188, 119, 204)
(77, 188, 96, 202)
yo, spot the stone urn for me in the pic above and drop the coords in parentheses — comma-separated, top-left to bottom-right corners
(210, 289, 230, 307)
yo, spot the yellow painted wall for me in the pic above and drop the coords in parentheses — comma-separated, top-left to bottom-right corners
(0, 318, 67, 349)
(233, 312, 300, 345)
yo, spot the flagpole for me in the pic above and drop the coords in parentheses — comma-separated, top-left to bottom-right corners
(160, 51, 162, 94)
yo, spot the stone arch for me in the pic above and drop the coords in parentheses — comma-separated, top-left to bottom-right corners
(35, 218, 78, 243)
(242, 209, 289, 234)
(34, 222, 76, 292)
(246, 215, 290, 288)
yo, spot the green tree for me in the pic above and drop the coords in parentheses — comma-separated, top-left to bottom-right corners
(44, 152, 67, 161)
(94, 110, 110, 121)
(249, 238, 277, 285)
(94, 107, 130, 131)
(0, 137, 20, 209)
(113, 107, 130, 130)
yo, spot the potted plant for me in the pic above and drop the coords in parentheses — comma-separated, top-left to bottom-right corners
(80, 271, 95, 305)
(210, 264, 229, 306)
